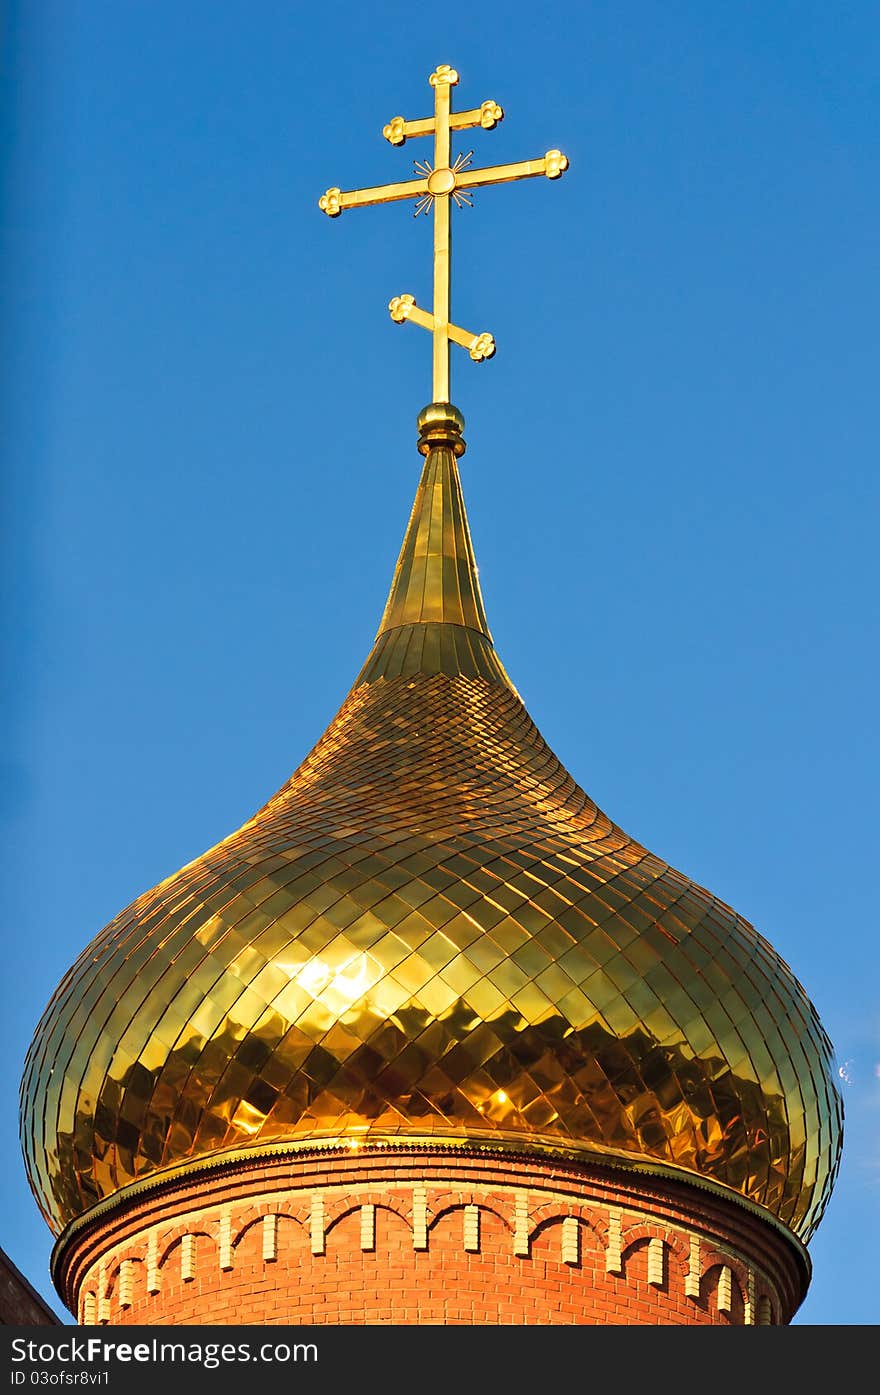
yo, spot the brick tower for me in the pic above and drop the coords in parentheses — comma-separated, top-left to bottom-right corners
(20, 67, 842, 1327)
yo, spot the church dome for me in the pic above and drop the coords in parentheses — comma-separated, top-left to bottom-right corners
(20, 406, 842, 1241)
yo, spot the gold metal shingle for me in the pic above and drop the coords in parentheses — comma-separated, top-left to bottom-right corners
(20, 412, 842, 1243)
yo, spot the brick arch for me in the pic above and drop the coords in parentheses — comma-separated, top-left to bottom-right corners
(320, 1192, 411, 1230)
(427, 1187, 477, 1212)
(106, 1254, 147, 1308)
(231, 1208, 306, 1246)
(620, 1220, 665, 1249)
(529, 1203, 606, 1247)
(102, 1261, 123, 1300)
(325, 1203, 367, 1236)
(273, 1210, 307, 1230)
(156, 1228, 185, 1267)
(365, 1195, 414, 1226)
(755, 1293, 775, 1325)
(232, 1214, 263, 1247)
(86, 1265, 110, 1301)
(619, 1222, 689, 1274)
(230, 1202, 266, 1241)
(617, 1232, 670, 1297)
(661, 1233, 690, 1274)
(370, 1199, 415, 1244)
(700, 1246, 749, 1300)
(157, 1226, 213, 1269)
(426, 1187, 512, 1224)
(529, 1212, 605, 1260)
(428, 1200, 511, 1233)
(699, 1262, 746, 1324)
(373, 1201, 414, 1231)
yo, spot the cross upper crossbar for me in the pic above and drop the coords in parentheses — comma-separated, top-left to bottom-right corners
(319, 64, 568, 404)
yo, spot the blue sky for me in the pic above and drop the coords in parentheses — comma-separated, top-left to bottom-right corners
(3, 1, 877, 1323)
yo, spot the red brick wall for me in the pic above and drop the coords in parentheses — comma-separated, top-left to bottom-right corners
(56, 1147, 806, 1327)
(0, 1248, 61, 1325)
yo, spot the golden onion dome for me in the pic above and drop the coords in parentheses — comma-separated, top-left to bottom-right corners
(21, 405, 842, 1241)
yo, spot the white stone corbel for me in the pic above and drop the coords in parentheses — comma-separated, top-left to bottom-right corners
(262, 1213, 278, 1262)
(561, 1215, 580, 1265)
(360, 1203, 375, 1252)
(412, 1184, 428, 1251)
(464, 1205, 480, 1253)
(218, 1210, 233, 1271)
(744, 1269, 756, 1325)
(685, 1233, 701, 1299)
(513, 1192, 529, 1257)
(118, 1259, 133, 1309)
(146, 1231, 160, 1294)
(647, 1237, 665, 1287)
(180, 1233, 195, 1283)
(605, 1207, 622, 1274)
(757, 1294, 773, 1325)
(310, 1194, 325, 1256)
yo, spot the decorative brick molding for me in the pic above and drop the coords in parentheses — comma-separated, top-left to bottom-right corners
(53, 1145, 806, 1326)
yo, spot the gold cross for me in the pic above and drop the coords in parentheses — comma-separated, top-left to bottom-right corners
(319, 64, 568, 404)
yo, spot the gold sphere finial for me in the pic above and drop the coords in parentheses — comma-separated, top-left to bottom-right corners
(417, 401, 466, 456)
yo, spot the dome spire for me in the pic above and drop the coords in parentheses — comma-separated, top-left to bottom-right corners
(357, 404, 514, 687)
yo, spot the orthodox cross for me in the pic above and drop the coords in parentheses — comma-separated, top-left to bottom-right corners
(319, 64, 568, 404)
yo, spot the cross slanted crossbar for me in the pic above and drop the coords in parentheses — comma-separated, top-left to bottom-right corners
(319, 64, 568, 404)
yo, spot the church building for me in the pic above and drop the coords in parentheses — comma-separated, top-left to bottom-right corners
(20, 65, 842, 1327)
